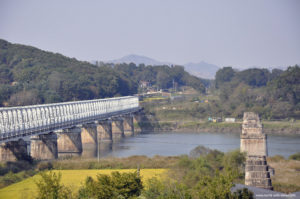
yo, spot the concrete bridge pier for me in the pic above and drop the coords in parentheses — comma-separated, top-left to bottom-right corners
(56, 127, 82, 158)
(97, 120, 113, 156)
(30, 132, 58, 160)
(133, 113, 142, 135)
(81, 123, 98, 158)
(241, 112, 273, 190)
(0, 139, 28, 162)
(111, 118, 124, 141)
(123, 115, 134, 137)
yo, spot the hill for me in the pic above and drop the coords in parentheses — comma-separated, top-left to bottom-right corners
(107, 54, 172, 66)
(184, 61, 219, 79)
(0, 39, 205, 107)
(94, 54, 220, 79)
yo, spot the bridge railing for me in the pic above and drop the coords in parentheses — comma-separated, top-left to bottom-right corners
(0, 96, 139, 142)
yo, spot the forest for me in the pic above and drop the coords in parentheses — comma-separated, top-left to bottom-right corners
(213, 66, 300, 119)
(0, 39, 205, 107)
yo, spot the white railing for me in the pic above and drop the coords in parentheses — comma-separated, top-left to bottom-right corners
(0, 96, 139, 142)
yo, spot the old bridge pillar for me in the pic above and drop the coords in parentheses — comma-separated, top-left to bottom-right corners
(111, 118, 124, 140)
(123, 115, 134, 137)
(241, 112, 273, 190)
(81, 123, 98, 158)
(133, 113, 142, 134)
(97, 120, 112, 156)
(0, 139, 28, 162)
(31, 132, 58, 160)
(57, 127, 82, 158)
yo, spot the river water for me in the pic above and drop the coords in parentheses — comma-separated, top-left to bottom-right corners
(97, 132, 300, 158)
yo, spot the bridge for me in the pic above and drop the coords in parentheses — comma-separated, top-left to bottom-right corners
(0, 96, 141, 161)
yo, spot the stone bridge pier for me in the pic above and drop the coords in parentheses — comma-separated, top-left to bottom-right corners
(111, 118, 124, 141)
(31, 133, 58, 160)
(123, 115, 134, 137)
(57, 127, 82, 158)
(81, 123, 98, 158)
(0, 139, 28, 161)
(241, 112, 273, 190)
(97, 120, 113, 156)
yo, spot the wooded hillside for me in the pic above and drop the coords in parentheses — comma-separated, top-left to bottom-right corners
(0, 39, 205, 107)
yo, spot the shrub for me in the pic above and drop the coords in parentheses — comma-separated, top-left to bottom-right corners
(35, 171, 73, 199)
(142, 177, 192, 199)
(78, 171, 143, 199)
(289, 152, 300, 161)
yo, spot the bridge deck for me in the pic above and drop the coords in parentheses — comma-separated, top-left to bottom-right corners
(0, 96, 139, 143)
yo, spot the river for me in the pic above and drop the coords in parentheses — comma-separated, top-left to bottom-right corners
(97, 132, 300, 158)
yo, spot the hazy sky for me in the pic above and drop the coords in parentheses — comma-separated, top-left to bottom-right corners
(0, 0, 299, 68)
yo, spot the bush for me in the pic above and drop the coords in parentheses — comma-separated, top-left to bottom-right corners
(36, 161, 53, 171)
(232, 188, 254, 199)
(289, 152, 300, 161)
(35, 171, 73, 199)
(142, 177, 192, 199)
(78, 171, 143, 199)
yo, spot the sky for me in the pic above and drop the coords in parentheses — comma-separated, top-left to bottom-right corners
(0, 0, 299, 68)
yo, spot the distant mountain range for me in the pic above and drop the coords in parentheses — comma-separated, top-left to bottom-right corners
(92, 54, 220, 79)
(108, 54, 172, 66)
(92, 54, 297, 79)
(184, 62, 219, 79)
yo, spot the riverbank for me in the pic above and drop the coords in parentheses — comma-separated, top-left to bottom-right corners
(137, 119, 300, 134)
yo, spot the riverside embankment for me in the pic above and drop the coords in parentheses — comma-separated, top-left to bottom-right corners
(137, 118, 300, 135)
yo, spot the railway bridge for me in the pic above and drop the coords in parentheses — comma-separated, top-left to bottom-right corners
(0, 96, 141, 161)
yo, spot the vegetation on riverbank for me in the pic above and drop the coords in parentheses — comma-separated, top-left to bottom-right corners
(267, 156, 300, 193)
(0, 39, 205, 107)
(0, 169, 165, 199)
(1, 150, 300, 198)
(135, 118, 300, 134)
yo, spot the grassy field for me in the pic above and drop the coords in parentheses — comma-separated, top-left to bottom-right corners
(268, 158, 300, 193)
(0, 169, 166, 199)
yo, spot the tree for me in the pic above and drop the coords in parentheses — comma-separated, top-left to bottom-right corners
(35, 171, 73, 199)
(215, 67, 236, 88)
(78, 171, 143, 199)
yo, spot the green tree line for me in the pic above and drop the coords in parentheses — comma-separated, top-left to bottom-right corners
(0, 39, 205, 107)
(213, 66, 300, 119)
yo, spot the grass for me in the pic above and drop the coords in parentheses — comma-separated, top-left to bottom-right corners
(267, 158, 300, 193)
(51, 155, 179, 170)
(0, 169, 167, 199)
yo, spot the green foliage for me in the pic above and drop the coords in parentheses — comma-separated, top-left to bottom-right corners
(0, 39, 205, 106)
(215, 67, 236, 88)
(232, 188, 254, 199)
(212, 65, 300, 119)
(194, 170, 235, 199)
(35, 171, 73, 199)
(0, 170, 36, 189)
(142, 177, 192, 199)
(78, 171, 143, 199)
(289, 152, 300, 161)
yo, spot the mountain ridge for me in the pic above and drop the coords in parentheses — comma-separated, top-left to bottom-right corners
(96, 54, 220, 79)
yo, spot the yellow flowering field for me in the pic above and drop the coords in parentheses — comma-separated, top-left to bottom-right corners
(0, 169, 166, 199)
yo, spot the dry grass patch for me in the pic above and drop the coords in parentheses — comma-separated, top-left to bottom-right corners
(268, 158, 300, 193)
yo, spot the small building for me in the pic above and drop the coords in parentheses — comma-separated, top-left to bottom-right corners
(208, 117, 222, 123)
(139, 81, 151, 88)
(225, 118, 236, 122)
(212, 117, 222, 123)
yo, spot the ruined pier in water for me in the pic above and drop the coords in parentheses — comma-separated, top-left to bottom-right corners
(240, 112, 273, 190)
